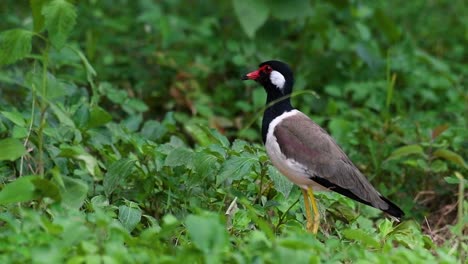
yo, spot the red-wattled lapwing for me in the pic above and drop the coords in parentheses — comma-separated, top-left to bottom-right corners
(242, 60, 404, 233)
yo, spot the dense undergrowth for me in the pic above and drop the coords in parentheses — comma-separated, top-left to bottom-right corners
(0, 0, 466, 263)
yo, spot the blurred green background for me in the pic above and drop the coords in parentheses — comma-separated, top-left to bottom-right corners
(0, 0, 466, 262)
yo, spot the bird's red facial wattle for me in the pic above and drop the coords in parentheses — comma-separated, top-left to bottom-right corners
(242, 64, 273, 81)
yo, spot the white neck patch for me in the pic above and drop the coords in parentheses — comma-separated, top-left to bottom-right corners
(270, 70, 286, 91)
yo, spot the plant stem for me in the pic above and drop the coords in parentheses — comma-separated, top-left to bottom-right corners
(37, 43, 50, 177)
(276, 196, 300, 231)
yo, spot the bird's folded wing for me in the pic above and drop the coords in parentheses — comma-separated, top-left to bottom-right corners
(274, 112, 389, 210)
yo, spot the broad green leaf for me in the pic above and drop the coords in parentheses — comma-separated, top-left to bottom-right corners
(103, 159, 135, 197)
(0, 175, 40, 204)
(49, 102, 76, 128)
(126, 98, 149, 113)
(270, 0, 312, 20)
(193, 151, 219, 177)
(378, 219, 394, 237)
(1, 111, 26, 126)
(30, 0, 48, 32)
(387, 144, 424, 160)
(200, 126, 230, 148)
(42, 0, 77, 49)
(27, 71, 67, 100)
(140, 120, 166, 141)
(342, 229, 381, 249)
(61, 176, 88, 209)
(268, 165, 293, 198)
(0, 29, 33, 66)
(59, 145, 99, 177)
(45, 73, 67, 99)
(165, 147, 194, 168)
(88, 106, 112, 128)
(12, 126, 29, 139)
(184, 123, 212, 146)
(273, 246, 311, 264)
(327, 201, 359, 222)
(90, 195, 109, 208)
(0, 138, 26, 161)
(444, 175, 467, 185)
(32, 177, 61, 202)
(430, 160, 448, 172)
(328, 118, 352, 144)
(73, 104, 90, 128)
(186, 214, 228, 264)
(433, 149, 467, 169)
(233, 0, 269, 38)
(119, 204, 142, 232)
(101, 82, 127, 104)
(217, 153, 257, 185)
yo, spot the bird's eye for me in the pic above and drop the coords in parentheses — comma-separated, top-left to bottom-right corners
(265, 65, 272, 72)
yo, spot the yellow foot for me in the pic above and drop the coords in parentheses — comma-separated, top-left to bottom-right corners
(308, 187, 320, 234)
(302, 188, 320, 234)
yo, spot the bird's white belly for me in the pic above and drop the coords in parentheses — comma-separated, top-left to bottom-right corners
(265, 135, 327, 191)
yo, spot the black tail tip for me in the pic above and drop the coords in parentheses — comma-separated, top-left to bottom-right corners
(380, 196, 405, 220)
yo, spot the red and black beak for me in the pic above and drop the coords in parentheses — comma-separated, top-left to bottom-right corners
(242, 69, 260, 81)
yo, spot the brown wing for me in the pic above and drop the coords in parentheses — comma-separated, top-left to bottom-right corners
(274, 112, 398, 214)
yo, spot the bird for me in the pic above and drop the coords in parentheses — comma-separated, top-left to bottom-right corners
(242, 60, 404, 234)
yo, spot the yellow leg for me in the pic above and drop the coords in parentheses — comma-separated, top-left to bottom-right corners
(307, 187, 320, 234)
(301, 189, 313, 232)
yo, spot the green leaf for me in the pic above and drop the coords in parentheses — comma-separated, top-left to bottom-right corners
(186, 214, 228, 264)
(433, 149, 467, 169)
(140, 120, 166, 141)
(126, 98, 149, 113)
(61, 176, 88, 209)
(12, 126, 29, 139)
(0, 176, 40, 205)
(0, 29, 33, 66)
(217, 153, 257, 185)
(342, 229, 381, 249)
(119, 204, 142, 232)
(30, 0, 48, 32)
(75, 48, 97, 84)
(42, 0, 77, 49)
(387, 144, 424, 160)
(378, 219, 395, 237)
(268, 165, 293, 198)
(38, 72, 67, 100)
(103, 159, 136, 197)
(193, 151, 219, 177)
(444, 176, 467, 185)
(32, 177, 62, 202)
(49, 102, 76, 128)
(233, 0, 269, 38)
(184, 123, 212, 146)
(1, 111, 26, 126)
(200, 126, 230, 148)
(328, 118, 352, 144)
(59, 145, 99, 177)
(0, 138, 26, 161)
(270, 0, 312, 20)
(88, 106, 112, 128)
(165, 147, 194, 168)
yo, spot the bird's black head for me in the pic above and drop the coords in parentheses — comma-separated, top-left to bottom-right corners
(242, 60, 294, 96)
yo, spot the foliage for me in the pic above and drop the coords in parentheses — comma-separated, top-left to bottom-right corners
(0, 0, 466, 263)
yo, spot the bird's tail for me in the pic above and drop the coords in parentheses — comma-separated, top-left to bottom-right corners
(380, 195, 405, 221)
